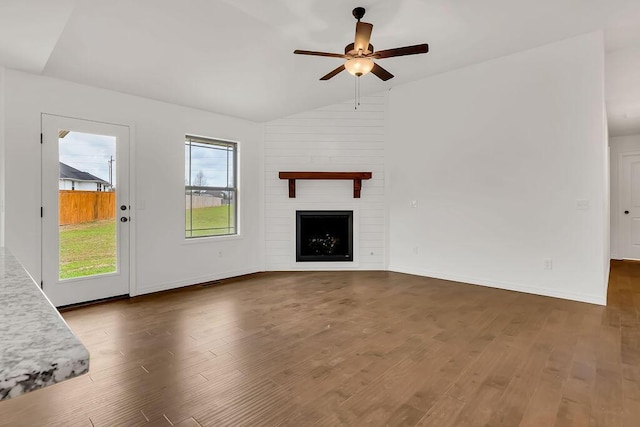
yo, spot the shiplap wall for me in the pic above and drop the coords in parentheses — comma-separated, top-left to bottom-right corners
(264, 94, 387, 270)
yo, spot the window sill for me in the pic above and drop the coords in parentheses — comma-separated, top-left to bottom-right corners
(182, 233, 243, 245)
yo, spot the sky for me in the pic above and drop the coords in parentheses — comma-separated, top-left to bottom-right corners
(185, 142, 234, 188)
(59, 133, 234, 189)
(59, 131, 116, 185)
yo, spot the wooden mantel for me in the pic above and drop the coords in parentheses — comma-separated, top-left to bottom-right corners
(278, 172, 373, 198)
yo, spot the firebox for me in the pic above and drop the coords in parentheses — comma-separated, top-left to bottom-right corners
(296, 211, 353, 262)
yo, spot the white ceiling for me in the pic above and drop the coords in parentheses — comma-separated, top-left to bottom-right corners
(2, 0, 640, 135)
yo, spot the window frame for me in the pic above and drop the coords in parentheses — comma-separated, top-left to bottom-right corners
(184, 135, 238, 239)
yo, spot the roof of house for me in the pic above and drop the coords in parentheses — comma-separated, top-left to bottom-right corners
(59, 162, 110, 185)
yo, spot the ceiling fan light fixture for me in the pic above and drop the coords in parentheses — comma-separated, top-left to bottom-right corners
(345, 57, 374, 77)
(294, 6, 428, 82)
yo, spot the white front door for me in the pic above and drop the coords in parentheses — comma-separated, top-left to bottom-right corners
(42, 114, 130, 307)
(619, 153, 640, 260)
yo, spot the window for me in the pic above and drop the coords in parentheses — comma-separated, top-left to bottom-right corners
(185, 135, 237, 238)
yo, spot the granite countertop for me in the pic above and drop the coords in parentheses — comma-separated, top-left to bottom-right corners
(0, 248, 89, 400)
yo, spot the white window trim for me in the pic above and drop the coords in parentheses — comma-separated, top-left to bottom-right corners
(184, 135, 239, 239)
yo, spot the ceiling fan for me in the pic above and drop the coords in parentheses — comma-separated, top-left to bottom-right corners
(294, 7, 429, 81)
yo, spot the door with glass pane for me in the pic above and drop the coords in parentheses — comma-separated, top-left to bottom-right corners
(42, 114, 130, 307)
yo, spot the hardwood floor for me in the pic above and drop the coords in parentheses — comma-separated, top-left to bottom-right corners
(2, 262, 640, 426)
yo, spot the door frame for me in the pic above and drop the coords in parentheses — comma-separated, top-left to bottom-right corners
(40, 113, 137, 304)
(616, 151, 640, 260)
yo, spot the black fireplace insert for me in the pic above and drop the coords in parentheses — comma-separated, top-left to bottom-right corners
(296, 211, 353, 262)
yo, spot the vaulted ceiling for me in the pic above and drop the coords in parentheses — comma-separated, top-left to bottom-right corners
(2, 0, 640, 135)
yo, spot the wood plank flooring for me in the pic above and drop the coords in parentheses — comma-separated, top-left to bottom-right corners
(2, 262, 640, 426)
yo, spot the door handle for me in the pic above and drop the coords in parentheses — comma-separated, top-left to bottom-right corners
(625, 211, 630, 215)
(120, 205, 127, 211)
(120, 217, 128, 222)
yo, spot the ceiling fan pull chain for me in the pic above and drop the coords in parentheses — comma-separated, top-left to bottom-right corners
(354, 77, 357, 110)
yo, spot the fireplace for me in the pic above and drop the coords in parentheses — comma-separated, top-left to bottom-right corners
(296, 211, 353, 262)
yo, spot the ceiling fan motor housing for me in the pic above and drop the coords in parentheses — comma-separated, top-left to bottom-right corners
(344, 42, 374, 56)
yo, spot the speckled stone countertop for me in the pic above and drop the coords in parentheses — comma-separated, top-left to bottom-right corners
(0, 248, 89, 400)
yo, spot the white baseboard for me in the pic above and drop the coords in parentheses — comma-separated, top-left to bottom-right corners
(388, 264, 606, 306)
(133, 266, 263, 296)
(131, 263, 607, 307)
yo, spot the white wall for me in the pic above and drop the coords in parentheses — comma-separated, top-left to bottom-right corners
(610, 134, 640, 259)
(603, 108, 611, 290)
(2, 33, 612, 306)
(605, 47, 640, 137)
(0, 67, 4, 247)
(386, 32, 609, 305)
(4, 69, 264, 295)
(264, 95, 386, 270)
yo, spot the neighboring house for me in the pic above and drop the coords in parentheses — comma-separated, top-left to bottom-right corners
(59, 162, 112, 192)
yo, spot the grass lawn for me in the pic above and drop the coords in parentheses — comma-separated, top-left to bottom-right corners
(58, 205, 234, 279)
(186, 205, 235, 237)
(59, 219, 116, 279)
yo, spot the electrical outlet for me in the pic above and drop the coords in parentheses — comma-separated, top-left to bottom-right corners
(218, 250, 223, 258)
(413, 246, 419, 255)
(544, 259, 553, 270)
(409, 200, 418, 208)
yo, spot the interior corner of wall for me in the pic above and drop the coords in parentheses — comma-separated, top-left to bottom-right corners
(0, 66, 5, 247)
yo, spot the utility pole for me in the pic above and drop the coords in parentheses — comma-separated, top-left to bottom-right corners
(108, 156, 114, 187)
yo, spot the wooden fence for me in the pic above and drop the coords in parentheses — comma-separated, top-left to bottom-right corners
(59, 190, 116, 225)
(186, 194, 223, 210)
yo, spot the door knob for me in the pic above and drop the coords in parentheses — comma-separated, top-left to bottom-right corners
(625, 211, 630, 215)
(120, 217, 128, 222)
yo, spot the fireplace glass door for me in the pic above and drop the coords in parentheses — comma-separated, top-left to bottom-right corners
(296, 211, 353, 262)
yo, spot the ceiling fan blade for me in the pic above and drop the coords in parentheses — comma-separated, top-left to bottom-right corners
(371, 63, 394, 81)
(354, 22, 373, 53)
(372, 44, 429, 59)
(294, 49, 347, 59)
(320, 64, 346, 80)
